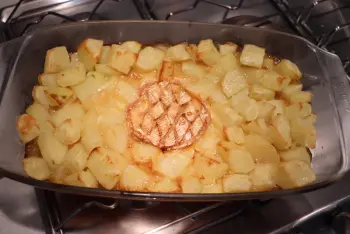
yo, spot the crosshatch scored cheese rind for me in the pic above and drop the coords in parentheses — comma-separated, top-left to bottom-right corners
(17, 38, 316, 193)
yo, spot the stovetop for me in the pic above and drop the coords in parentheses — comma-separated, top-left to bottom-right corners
(1, 0, 350, 234)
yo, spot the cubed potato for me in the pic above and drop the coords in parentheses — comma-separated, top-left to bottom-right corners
(46, 87, 75, 107)
(219, 53, 240, 72)
(290, 116, 317, 149)
(72, 71, 110, 101)
(222, 174, 252, 192)
(38, 132, 68, 165)
(195, 125, 221, 157)
(276, 160, 316, 189)
(131, 142, 160, 164)
(51, 164, 73, 183)
(242, 119, 272, 142)
(81, 112, 103, 153)
(182, 61, 206, 80)
(185, 79, 212, 100)
(260, 70, 291, 91)
(77, 38, 104, 71)
(262, 57, 275, 70)
(107, 45, 137, 74)
(54, 118, 81, 145)
(258, 101, 275, 120)
(249, 84, 275, 101)
(202, 182, 223, 193)
(64, 143, 89, 172)
(98, 46, 111, 64)
(102, 124, 127, 155)
(211, 104, 244, 127)
(23, 157, 51, 180)
(166, 44, 191, 61)
(219, 42, 238, 55)
(250, 163, 278, 190)
(243, 67, 265, 84)
(87, 149, 125, 189)
(154, 149, 194, 179)
(26, 103, 49, 123)
(240, 44, 265, 68)
(114, 80, 138, 104)
(181, 176, 202, 193)
(270, 114, 292, 150)
(208, 86, 229, 104)
(44, 46, 70, 73)
(209, 53, 239, 78)
(230, 87, 249, 103)
(121, 41, 142, 53)
(136, 46, 165, 72)
(17, 114, 40, 143)
(225, 148, 255, 173)
(290, 91, 312, 104)
(32, 86, 50, 108)
(95, 64, 121, 76)
(63, 170, 98, 188)
(119, 165, 151, 191)
(276, 59, 302, 80)
(193, 154, 228, 184)
(51, 102, 85, 127)
(38, 73, 58, 88)
(197, 39, 220, 65)
(280, 147, 311, 163)
(56, 61, 86, 87)
(149, 177, 179, 193)
(244, 134, 280, 164)
(267, 100, 286, 118)
(221, 69, 247, 98)
(231, 96, 259, 122)
(224, 126, 244, 144)
(154, 43, 170, 52)
(285, 103, 312, 120)
(281, 84, 302, 100)
(97, 107, 125, 126)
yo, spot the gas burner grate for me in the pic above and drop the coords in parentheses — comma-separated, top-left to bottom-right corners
(35, 189, 271, 234)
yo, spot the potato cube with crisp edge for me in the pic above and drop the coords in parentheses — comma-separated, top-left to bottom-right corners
(240, 44, 265, 68)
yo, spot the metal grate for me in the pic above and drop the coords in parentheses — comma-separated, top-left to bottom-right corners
(2, 0, 350, 233)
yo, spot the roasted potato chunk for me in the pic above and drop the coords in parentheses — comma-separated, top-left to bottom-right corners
(240, 44, 265, 68)
(276, 160, 316, 189)
(44, 46, 70, 73)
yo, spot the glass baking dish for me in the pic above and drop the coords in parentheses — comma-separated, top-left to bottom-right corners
(0, 21, 349, 201)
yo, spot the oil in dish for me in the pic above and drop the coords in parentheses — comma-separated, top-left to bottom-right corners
(17, 38, 316, 193)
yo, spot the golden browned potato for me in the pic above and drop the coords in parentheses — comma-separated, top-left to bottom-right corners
(222, 174, 252, 192)
(219, 42, 238, 55)
(275, 59, 302, 80)
(181, 176, 202, 193)
(77, 39, 103, 71)
(225, 148, 255, 173)
(276, 160, 316, 189)
(244, 134, 280, 164)
(280, 147, 311, 163)
(44, 46, 70, 73)
(250, 163, 278, 191)
(166, 44, 191, 62)
(23, 157, 51, 180)
(197, 39, 220, 65)
(240, 44, 265, 68)
(119, 165, 151, 191)
(107, 45, 137, 74)
(136, 46, 164, 72)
